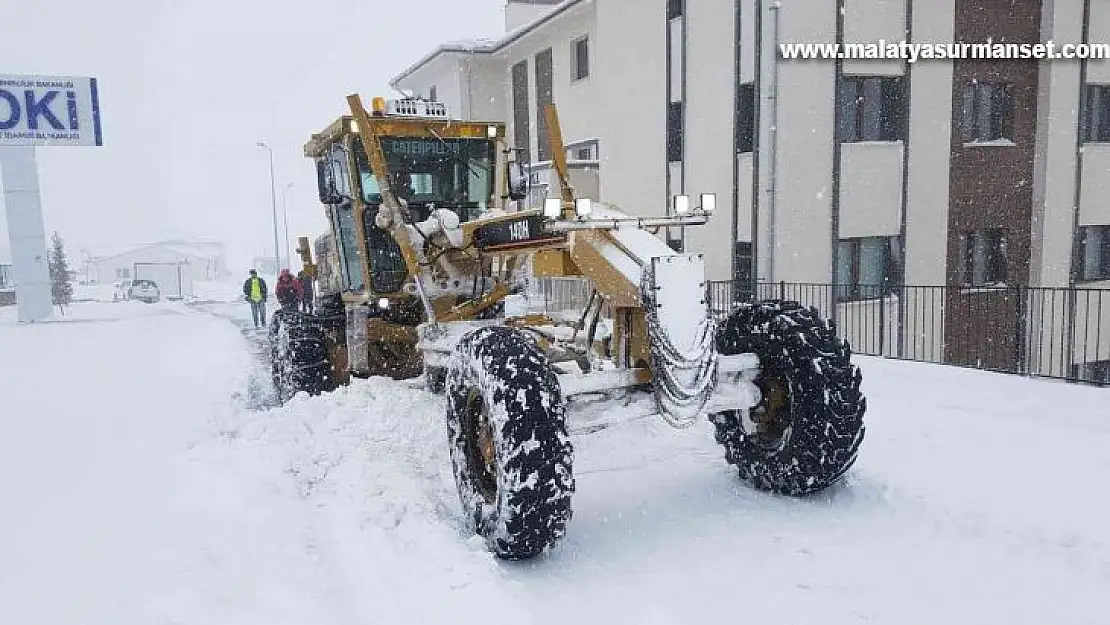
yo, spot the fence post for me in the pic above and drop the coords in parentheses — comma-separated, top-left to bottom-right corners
(1014, 283, 1026, 375)
(779, 280, 785, 301)
(896, 284, 906, 359)
(879, 290, 886, 356)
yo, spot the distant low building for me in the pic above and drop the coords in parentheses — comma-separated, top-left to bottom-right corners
(90, 240, 228, 284)
(250, 256, 280, 277)
(0, 261, 13, 306)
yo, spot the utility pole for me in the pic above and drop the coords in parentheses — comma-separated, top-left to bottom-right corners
(281, 182, 294, 269)
(256, 141, 282, 275)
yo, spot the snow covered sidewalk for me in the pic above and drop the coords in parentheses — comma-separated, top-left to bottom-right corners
(0, 301, 333, 623)
(2, 298, 1109, 624)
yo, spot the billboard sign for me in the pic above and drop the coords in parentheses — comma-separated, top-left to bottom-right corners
(0, 74, 103, 147)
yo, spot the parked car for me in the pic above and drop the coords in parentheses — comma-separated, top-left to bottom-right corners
(128, 279, 160, 303)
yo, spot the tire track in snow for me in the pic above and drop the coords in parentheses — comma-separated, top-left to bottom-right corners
(188, 301, 279, 411)
(222, 379, 537, 623)
(186, 301, 536, 622)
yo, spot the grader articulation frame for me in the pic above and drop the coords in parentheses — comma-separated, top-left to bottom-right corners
(274, 93, 867, 560)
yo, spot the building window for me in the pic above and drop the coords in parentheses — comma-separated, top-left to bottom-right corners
(116, 268, 130, 279)
(837, 75, 905, 142)
(666, 182, 686, 252)
(535, 48, 554, 162)
(960, 228, 1008, 286)
(1079, 225, 1110, 281)
(737, 82, 755, 153)
(667, 101, 683, 162)
(567, 140, 598, 161)
(572, 36, 589, 81)
(511, 60, 530, 162)
(668, 15, 684, 101)
(1082, 85, 1110, 142)
(666, 232, 684, 253)
(667, 0, 683, 19)
(428, 85, 437, 102)
(961, 81, 1014, 143)
(836, 236, 902, 300)
(733, 241, 755, 303)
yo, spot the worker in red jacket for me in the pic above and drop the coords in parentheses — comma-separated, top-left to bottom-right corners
(275, 268, 304, 311)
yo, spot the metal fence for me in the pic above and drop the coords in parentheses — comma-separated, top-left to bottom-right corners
(707, 280, 1110, 386)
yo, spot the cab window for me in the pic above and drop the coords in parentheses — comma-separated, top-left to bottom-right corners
(353, 136, 494, 222)
(333, 205, 365, 291)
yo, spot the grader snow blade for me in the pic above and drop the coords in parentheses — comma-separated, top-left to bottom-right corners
(278, 94, 866, 561)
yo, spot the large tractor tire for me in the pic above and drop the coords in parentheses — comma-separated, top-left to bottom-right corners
(709, 300, 866, 495)
(270, 309, 331, 404)
(445, 326, 574, 560)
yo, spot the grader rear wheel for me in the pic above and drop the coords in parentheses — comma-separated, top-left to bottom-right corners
(445, 325, 574, 560)
(709, 300, 866, 495)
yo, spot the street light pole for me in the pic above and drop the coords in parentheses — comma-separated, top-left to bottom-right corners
(256, 141, 281, 276)
(281, 182, 293, 269)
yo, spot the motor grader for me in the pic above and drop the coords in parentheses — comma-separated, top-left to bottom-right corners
(274, 93, 866, 560)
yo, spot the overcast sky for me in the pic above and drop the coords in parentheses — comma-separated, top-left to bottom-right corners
(0, 0, 503, 271)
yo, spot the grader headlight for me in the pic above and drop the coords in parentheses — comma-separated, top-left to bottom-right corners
(575, 198, 592, 218)
(544, 198, 562, 218)
(672, 194, 691, 215)
(699, 193, 716, 214)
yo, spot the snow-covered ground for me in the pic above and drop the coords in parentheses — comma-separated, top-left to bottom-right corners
(2, 288, 1108, 624)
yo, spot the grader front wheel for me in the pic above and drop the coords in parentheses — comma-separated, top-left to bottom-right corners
(709, 300, 866, 495)
(269, 310, 331, 404)
(445, 326, 575, 560)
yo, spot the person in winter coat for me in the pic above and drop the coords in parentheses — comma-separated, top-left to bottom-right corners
(242, 269, 268, 328)
(275, 268, 304, 311)
(297, 270, 314, 314)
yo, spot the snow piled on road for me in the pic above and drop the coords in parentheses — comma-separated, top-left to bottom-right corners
(2, 296, 1110, 624)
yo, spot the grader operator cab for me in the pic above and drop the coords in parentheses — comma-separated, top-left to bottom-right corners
(272, 93, 867, 560)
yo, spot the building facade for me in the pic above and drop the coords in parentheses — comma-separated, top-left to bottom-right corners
(90, 241, 227, 284)
(392, 0, 1110, 380)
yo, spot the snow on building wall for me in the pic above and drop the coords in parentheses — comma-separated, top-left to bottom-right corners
(392, 0, 1110, 377)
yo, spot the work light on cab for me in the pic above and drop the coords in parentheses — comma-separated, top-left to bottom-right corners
(544, 198, 562, 218)
(672, 194, 691, 215)
(700, 193, 716, 214)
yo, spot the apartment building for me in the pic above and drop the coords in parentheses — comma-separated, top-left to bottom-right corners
(391, 0, 1110, 380)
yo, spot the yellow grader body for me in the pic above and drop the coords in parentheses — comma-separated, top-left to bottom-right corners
(272, 93, 867, 560)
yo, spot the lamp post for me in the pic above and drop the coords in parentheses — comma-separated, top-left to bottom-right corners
(256, 141, 282, 276)
(281, 182, 294, 269)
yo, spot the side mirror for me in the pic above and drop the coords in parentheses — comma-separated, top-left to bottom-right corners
(507, 157, 529, 201)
